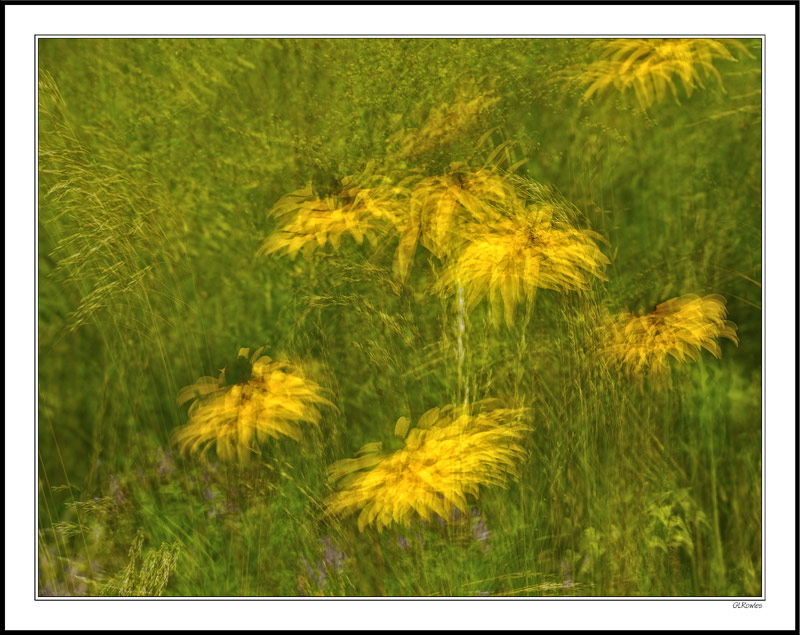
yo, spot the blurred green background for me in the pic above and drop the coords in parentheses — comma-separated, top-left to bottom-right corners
(38, 38, 761, 597)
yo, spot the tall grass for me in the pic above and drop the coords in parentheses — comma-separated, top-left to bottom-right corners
(38, 38, 762, 597)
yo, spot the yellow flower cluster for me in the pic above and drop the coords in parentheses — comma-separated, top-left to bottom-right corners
(262, 152, 610, 326)
(573, 38, 749, 109)
(171, 347, 334, 462)
(600, 294, 739, 375)
(392, 162, 519, 281)
(257, 63, 740, 387)
(324, 403, 528, 532)
(261, 89, 505, 277)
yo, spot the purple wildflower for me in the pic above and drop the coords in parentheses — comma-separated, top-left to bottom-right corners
(155, 448, 175, 478)
(298, 557, 327, 591)
(472, 518, 490, 548)
(320, 537, 346, 573)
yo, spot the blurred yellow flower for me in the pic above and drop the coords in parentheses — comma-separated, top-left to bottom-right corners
(259, 167, 404, 260)
(324, 402, 528, 532)
(573, 38, 750, 109)
(172, 347, 334, 463)
(440, 205, 609, 327)
(601, 294, 739, 375)
(392, 163, 520, 281)
(387, 90, 500, 160)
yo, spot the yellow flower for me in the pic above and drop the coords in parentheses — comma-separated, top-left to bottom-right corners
(572, 38, 750, 109)
(324, 402, 528, 532)
(392, 163, 519, 281)
(601, 294, 739, 375)
(171, 347, 334, 463)
(440, 205, 609, 327)
(259, 166, 404, 260)
(387, 90, 500, 160)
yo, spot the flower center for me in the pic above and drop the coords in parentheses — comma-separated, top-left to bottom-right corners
(523, 225, 541, 247)
(312, 172, 344, 200)
(224, 355, 253, 386)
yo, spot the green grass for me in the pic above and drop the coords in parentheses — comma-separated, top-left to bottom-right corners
(38, 38, 762, 597)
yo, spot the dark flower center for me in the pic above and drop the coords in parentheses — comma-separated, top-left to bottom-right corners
(525, 226, 541, 246)
(312, 171, 344, 200)
(224, 355, 253, 386)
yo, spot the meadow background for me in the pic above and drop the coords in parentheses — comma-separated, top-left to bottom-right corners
(37, 38, 762, 597)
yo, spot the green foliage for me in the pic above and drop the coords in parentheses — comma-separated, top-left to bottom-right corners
(38, 38, 761, 597)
